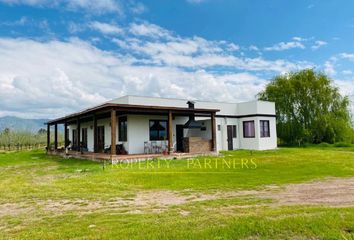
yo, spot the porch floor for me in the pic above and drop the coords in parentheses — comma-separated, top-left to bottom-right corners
(48, 150, 217, 162)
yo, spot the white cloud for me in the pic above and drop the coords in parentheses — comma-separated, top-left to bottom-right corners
(0, 38, 271, 118)
(311, 40, 327, 50)
(129, 22, 172, 39)
(336, 80, 354, 96)
(249, 45, 259, 51)
(334, 80, 354, 114)
(67, 22, 85, 34)
(322, 53, 354, 78)
(292, 37, 307, 42)
(129, 1, 147, 14)
(117, 38, 309, 72)
(340, 53, 354, 61)
(0, 0, 123, 15)
(264, 37, 327, 52)
(0, 38, 113, 118)
(264, 41, 305, 51)
(112, 23, 311, 72)
(226, 42, 240, 51)
(90, 21, 123, 35)
(324, 61, 336, 76)
(342, 70, 353, 75)
(0, 16, 28, 26)
(0, 21, 321, 118)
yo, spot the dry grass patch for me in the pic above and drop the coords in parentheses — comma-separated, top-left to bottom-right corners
(1, 177, 352, 219)
(268, 177, 354, 206)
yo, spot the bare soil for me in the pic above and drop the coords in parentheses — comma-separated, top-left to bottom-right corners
(267, 177, 354, 206)
(1, 177, 353, 217)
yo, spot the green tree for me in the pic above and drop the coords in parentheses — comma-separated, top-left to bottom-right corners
(258, 69, 353, 145)
(37, 128, 47, 135)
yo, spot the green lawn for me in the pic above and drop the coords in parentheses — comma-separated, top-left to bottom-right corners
(0, 147, 353, 239)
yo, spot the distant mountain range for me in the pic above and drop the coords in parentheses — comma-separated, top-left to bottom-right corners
(0, 116, 49, 133)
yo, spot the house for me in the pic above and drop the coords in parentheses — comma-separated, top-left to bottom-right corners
(46, 95, 277, 161)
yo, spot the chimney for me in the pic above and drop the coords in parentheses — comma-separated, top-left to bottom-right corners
(183, 101, 201, 129)
(187, 101, 195, 109)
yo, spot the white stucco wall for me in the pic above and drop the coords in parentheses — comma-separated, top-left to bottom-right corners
(109, 95, 238, 115)
(108, 95, 275, 116)
(127, 114, 168, 154)
(237, 101, 275, 115)
(238, 117, 260, 150)
(65, 96, 277, 153)
(216, 118, 225, 152)
(237, 116, 277, 150)
(214, 117, 239, 151)
(67, 114, 277, 153)
(67, 119, 119, 152)
(257, 117, 277, 150)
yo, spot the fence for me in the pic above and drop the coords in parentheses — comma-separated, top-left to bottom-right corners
(0, 143, 47, 151)
(0, 131, 64, 152)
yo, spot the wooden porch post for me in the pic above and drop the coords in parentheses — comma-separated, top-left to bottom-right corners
(211, 112, 216, 152)
(77, 118, 80, 152)
(111, 109, 117, 156)
(47, 124, 50, 153)
(64, 122, 68, 148)
(168, 110, 173, 154)
(93, 114, 97, 153)
(54, 123, 58, 150)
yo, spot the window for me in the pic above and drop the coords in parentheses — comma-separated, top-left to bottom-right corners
(232, 125, 237, 138)
(149, 120, 167, 140)
(243, 121, 255, 138)
(81, 128, 88, 148)
(260, 120, 270, 137)
(217, 125, 221, 131)
(119, 116, 127, 141)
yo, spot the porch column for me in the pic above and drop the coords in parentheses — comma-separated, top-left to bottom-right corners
(47, 124, 50, 153)
(64, 121, 68, 148)
(54, 123, 58, 150)
(168, 110, 173, 154)
(93, 114, 97, 153)
(211, 112, 216, 152)
(111, 109, 117, 156)
(77, 118, 80, 152)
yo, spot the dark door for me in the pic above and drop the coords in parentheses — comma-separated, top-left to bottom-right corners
(227, 125, 233, 150)
(97, 126, 105, 153)
(176, 125, 184, 152)
(82, 128, 88, 149)
(72, 129, 77, 150)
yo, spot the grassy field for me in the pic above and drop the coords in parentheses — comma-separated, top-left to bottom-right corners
(0, 147, 353, 239)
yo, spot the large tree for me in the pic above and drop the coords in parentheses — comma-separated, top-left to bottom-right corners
(258, 69, 352, 145)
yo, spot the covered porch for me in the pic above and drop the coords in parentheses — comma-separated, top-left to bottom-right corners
(46, 102, 219, 161)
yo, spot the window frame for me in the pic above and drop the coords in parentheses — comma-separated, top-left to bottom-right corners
(149, 119, 168, 141)
(118, 116, 127, 142)
(260, 120, 270, 138)
(243, 120, 255, 138)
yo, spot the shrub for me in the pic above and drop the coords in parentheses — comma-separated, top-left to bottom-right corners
(318, 142, 331, 148)
(333, 142, 352, 148)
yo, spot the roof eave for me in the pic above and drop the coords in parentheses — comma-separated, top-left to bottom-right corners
(46, 103, 219, 125)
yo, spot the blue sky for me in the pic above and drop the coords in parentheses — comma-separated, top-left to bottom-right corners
(0, 0, 353, 118)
